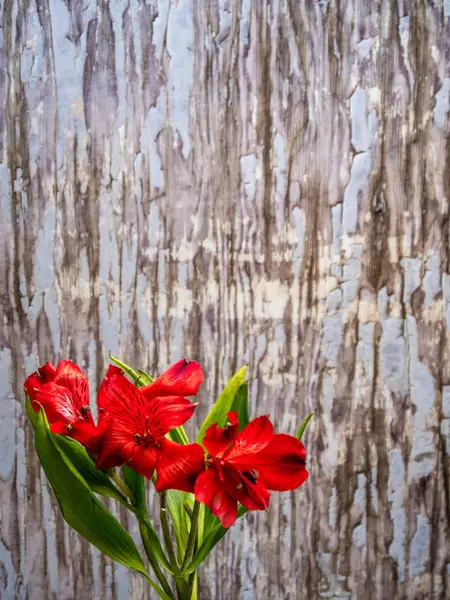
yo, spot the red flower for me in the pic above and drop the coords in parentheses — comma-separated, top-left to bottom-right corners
(24, 360, 101, 452)
(194, 412, 308, 527)
(96, 359, 205, 490)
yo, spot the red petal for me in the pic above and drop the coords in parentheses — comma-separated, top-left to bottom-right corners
(226, 415, 274, 465)
(126, 444, 159, 479)
(222, 466, 271, 510)
(147, 396, 197, 438)
(98, 366, 147, 423)
(203, 415, 239, 458)
(95, 425, 135, 470)
(70, 421, 106, 454)
(142, 359, 204, 400)
(31, 382, 77, 424)
(155, 439, 205, 493)
(38, 362, 57, 381)
(250, 434, 308, 491)
(50, 420, 69, 435)
(24, 372, 46, 405)
(226, 411, 239, 425)
(25, 361, 93, 436)
(54, 361, 89, 411)
(95, 450, 124, 471)
(194, 468, 237, 527)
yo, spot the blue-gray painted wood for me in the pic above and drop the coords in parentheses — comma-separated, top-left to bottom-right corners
(0, 1, 449, 599)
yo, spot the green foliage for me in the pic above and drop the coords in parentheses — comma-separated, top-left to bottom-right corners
(166, 490, 193, 561)
(197, 366, 247, 443)
(230, 381, 249, 431)
(56, 435, 131, 507)
(122, 465, 174, 574)
(183, 506, 247, 576)
(30, 404, 148, 576)
(296, 413, 314, 440)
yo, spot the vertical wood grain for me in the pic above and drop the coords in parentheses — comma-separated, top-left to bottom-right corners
(1, 1, 449, 598)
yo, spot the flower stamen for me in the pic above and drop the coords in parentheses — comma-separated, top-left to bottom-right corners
(242, 469, 259, 484)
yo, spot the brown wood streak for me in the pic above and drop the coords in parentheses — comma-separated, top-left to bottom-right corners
(0, 0, 449, 598)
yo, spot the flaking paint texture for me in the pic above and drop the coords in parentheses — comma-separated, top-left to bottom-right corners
(0, 1, 449, 599)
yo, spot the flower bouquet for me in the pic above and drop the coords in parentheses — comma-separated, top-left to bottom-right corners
(24, 357, 311, 599)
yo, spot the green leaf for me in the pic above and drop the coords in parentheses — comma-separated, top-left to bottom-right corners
(296, 413, 314, 440)
(32, 407, 148, 576)
(108, 355, 153, 387)
(230, 382, 249, 431)
(26, 395, 131, 508)
(55, 436, 131, 507)
(25, 392, 37, 428)
(183, 506, 247, 575)
(197, 366, 247, 443)
(166, 490, 193, 561)
(136, 369, 153, 386)
(201, 505, 220, 538)
(109, 353, 141, 382)
(122, 466, 173, 575)
(167, 426, 189, 445)
(122, 464, 146, 509)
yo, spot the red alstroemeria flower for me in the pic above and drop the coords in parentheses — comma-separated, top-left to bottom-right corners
(24, 360, 102, 452)
(96, 359, 205, 490)
(194, 412, 308, 527)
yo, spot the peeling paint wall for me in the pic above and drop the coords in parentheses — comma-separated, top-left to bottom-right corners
(1, 1, 450, 599)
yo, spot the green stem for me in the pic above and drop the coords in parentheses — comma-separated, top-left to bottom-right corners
(160, 493, 180, 574)
(183, 502, 193, 520)
(187, 571, 198, 600)
(186, 531, 199, 600)
(181, 501, 200, 572)
(110, 469, 135, 503)
(139, 521, 175, 600)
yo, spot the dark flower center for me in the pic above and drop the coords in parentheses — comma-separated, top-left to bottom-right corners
(74, 405, 92, 423)
(80, 405, 91, 418)
(134, 417, 155, 447)
(242, 469, 259, 484)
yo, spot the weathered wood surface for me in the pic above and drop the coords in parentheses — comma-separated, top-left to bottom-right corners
(1, 0, 450, 598)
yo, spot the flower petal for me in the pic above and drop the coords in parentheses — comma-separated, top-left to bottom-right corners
(203, 412, 239, 458)
(222, 466, 271, 511)
(126, 444, 159, 480)
(250, 434, 308, 491)
(70, 420, 107, 454)
(225, 415, 274, 465)
(95, 449, 124, 471)
(54, 361, 90, 411)
(50, 420, 69, 435)
(155, 439, 205, 493)
(147, 396, 197, 438)
(98, 366, 147, 418)
(142, 359, 204, 400)
(24, 372, 46, 404)
(55, 360, 84, 378)
(38, 362, 57, 381)
(95, 424, 135, 470)
(194, 468, 237, 528)
(30, 382, 78, 425)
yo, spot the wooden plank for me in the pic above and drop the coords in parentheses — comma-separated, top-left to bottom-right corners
(0, 0, 449, 598)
